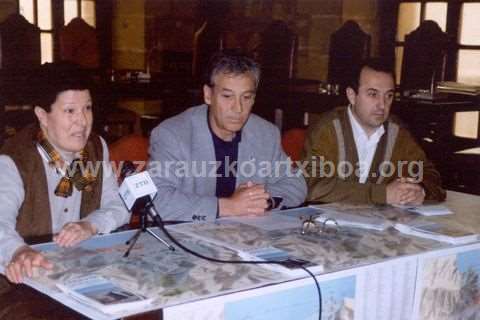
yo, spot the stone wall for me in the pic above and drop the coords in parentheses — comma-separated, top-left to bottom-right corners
(142, 0, 379, 80)
(0, 0, 379, 78)
(112, 0, 145, 69)
(109, 0, 380, 80)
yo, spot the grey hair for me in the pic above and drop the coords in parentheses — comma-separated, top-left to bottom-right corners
(205, 51, 261, 88)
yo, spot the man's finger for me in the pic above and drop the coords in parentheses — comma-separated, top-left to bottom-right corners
(246, 207, 266, 215)
(402, 182, 422, 191)
(249, 184, 265, 192)
(249, 192, 270, 200)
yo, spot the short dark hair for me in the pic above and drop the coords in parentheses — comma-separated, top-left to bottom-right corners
(204, 50, 261, 88)
(349, 57, 395, 93)
(31, 61, 93, 112)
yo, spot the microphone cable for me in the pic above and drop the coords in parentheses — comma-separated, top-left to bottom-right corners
(117, 160, 322, 319)
(145, 204, 322, 320)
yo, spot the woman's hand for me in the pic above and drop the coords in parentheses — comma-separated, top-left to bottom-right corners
(53, 221, 97, 247)
(6, 245, 53, 284)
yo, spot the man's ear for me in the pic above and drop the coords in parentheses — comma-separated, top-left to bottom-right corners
(203, 84, 212, 105)
(34, 106, 48, 128)
(346, 87, 356, 106)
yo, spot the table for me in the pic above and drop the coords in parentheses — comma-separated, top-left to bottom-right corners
(393, 94, 479, 155)
(455, 147, 480, 154)
(2, 191, 480, 320)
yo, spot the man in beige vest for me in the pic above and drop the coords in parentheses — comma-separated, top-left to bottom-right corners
(303, 58, 445, 205)
(0, 62, 130, 316)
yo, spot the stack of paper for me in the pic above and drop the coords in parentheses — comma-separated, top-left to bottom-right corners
(314, 210, 391, 231)
(393, 204, 452, 216)
(394, 220, 479, 245)
(56, 275, 153, 315)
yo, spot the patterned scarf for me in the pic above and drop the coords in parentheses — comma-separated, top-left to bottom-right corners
(36, 130, 97, 197)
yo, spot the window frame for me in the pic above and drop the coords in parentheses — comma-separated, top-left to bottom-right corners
(16, 0, 97, 63)
(395, 0, 480, 83)
(18, 0, 56, 63)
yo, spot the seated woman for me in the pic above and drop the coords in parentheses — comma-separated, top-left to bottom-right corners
(0, 62, 130, 297)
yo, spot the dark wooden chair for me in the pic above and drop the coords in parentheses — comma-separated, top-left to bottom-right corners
(259, 20, 297, 80)
(328, 20, 370, 95)
(400, 20, 449, 94)
(0, 14, 41, 144)
(0, 13, 40, 70)
(192, 20, 223, 81)
(59, 17, 99, 69)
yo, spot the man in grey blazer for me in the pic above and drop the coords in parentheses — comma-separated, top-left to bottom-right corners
(148, 51, 307, 221)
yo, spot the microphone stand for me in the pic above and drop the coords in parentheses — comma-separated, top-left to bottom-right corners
(124, 199, 175, 257)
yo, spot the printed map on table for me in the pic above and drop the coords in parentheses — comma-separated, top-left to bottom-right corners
(25, 228, 284, 319)
(417, 247, 480, 320)
(224, 275, 355, 320)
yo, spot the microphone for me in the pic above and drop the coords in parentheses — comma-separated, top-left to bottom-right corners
(119, 161, 175, 251)
(120, 160, 137, 181)
(119, 161, 157, 211)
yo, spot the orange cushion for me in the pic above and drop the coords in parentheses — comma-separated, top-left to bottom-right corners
(281, 128, 306, 162)
(109, 134, 149, 164)
(108, 134, 149, 227)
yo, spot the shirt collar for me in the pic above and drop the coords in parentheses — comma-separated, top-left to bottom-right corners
(347, 105, 385, 143)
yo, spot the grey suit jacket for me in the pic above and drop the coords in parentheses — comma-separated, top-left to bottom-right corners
(148, 104, 307, 221)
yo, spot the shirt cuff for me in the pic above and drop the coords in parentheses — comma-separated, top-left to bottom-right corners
(82, 212, 116, 234)
(0, 238, 26, 267)
(371, 184, 387, 205)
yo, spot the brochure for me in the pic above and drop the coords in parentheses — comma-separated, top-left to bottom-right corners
(273, 206, 322, 219)
(393, 220, 479, 245)
(393, 204, 452, 216)
(56, 274, 153, 315)
(313, 210, 392, 231)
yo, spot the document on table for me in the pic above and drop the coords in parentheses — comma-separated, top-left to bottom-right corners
(393, 204, 452, 216)
(1, 228, 286, 320)
(56, 274, 153, 315)
(314, 209, 392, 231)
(394, 219, 479, 244)
(225, 207, 322, 231)
(223, 214, 299, 231)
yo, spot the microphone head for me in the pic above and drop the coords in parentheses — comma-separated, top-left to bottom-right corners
(120, 161, 137, 180)
(118, 170, 158, 210)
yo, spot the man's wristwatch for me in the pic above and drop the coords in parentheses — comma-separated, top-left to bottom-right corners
(267, 196, 283, 210)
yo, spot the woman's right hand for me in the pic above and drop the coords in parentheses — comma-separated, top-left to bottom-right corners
(5, 245, 53, 284)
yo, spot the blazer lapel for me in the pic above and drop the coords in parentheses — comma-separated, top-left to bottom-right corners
(191, 105, 217, 195)
(236, 116, 258, 186)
